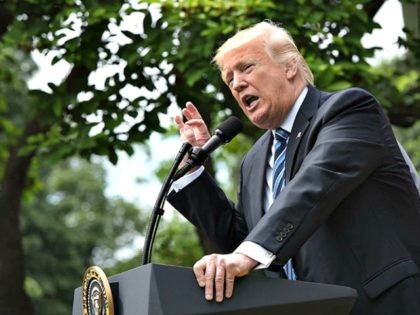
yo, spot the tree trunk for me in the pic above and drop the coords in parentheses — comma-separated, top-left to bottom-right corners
(0, 119, 43, 315)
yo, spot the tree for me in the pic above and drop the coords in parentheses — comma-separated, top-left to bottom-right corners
(22, 158, 146, 315)
(1, 1, 419, 313)
(394, 121, 420, 170)
(0, 43, 40, 315)
(0, 2, 165, 313)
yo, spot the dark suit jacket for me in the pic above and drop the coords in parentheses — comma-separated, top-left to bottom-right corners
(168, 86, 420, 314)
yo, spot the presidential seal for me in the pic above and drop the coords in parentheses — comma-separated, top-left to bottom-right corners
(82, 266, 114, 315)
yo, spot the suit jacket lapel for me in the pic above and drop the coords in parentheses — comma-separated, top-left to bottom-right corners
(248, 131, 271, 226)
(285, 85, 321, 183)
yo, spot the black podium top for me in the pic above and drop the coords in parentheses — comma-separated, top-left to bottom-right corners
(73, 263, 357, 315)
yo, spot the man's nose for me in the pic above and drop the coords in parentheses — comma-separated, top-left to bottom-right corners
(232, 75, 247, 91)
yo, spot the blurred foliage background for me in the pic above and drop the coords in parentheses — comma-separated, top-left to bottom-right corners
(0, 0, 419, 314)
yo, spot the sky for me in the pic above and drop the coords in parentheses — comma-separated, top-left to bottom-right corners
(27, 0, 407, 211)
(361, 0, 406, 65)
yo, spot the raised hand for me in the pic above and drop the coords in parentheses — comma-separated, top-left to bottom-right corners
(175, 102, 211, 147)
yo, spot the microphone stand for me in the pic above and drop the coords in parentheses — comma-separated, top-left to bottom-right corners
(141, 142, 192, 265)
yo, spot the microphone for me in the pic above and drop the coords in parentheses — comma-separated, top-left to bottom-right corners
(173, 116, 243, 180)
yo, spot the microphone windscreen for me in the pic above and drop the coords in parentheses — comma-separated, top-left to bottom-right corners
(216, 116, 243, 143)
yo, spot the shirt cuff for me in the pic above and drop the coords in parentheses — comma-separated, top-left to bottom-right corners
(234, 241, 276, 269)
(171, 166, 205, 192)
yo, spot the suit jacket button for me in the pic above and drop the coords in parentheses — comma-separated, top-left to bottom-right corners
(286, 223, 294, 229)
(276, 235, 284, 242)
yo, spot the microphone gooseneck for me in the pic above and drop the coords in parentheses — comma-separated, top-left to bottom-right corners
(141, 141, 192, 265)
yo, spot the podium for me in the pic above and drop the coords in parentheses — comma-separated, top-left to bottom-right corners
(73, 263, 357, 315)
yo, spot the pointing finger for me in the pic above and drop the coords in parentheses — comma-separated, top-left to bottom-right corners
(183, 102, 204, 120)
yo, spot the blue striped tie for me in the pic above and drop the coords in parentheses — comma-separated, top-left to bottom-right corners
(272, 128, 296, 280)
(272, 128, 289, 198)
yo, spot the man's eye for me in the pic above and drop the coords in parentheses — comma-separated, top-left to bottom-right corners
(244, 64, 254, 72)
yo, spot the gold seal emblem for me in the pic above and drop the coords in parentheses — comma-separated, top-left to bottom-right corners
(82, 266, 115, 315)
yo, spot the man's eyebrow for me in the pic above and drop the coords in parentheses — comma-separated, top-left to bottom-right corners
(221, 58, 258, 82)
(222, 60, 247, 76)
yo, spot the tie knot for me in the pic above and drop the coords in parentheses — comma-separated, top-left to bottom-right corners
(275, 128, 289, 142)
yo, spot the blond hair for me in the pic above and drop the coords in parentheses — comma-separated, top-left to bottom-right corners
(213, 21, 314, 85)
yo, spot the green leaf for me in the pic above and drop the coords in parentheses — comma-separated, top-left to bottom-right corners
(328, 81, 352, 91)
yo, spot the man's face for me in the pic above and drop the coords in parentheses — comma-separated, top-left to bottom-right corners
(220, 38, 299, 130)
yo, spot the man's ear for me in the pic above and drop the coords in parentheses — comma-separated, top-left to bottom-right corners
(285, 58, 298, 79)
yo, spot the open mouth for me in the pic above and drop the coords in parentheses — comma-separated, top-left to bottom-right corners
(244, 95, 259, 108)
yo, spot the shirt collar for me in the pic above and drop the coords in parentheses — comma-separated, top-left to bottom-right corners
(272, 86, 308, 135)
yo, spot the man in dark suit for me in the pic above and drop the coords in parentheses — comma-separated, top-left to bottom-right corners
(168, 21, 420, 314)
